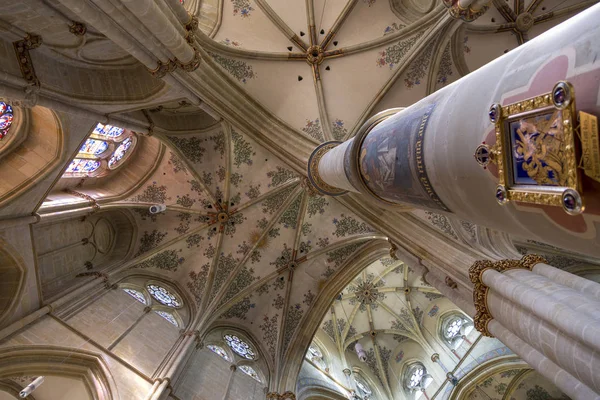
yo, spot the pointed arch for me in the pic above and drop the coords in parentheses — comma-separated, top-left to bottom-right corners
(0, 238, 26, 329)
(0, 346, 120, 400)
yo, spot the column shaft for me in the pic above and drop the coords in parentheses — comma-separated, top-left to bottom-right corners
(120, 0, 194, 64)
(483, 269, 600, 350)
(488, 320, 599, 400)
(533, 263, 600, 299)
(308, 4, 600, 257)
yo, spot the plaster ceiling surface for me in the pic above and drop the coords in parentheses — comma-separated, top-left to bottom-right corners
(200, 0, 597, 139)
(108, 121, 390, 369)
(316, 256, 445, 398)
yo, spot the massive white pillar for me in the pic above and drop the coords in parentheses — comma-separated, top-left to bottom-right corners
(308, 4, 600, 258)
(470, 255, 600, 398)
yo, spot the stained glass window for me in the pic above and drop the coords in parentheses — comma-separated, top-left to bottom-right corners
(108, 137, 133, 168)
(239, 365, 261, 382)
(123, 288, 146, 305)
(155, 310, 178, 327)
(405, 363, 426, 390)
(354, 374, 372, 398)
(79, 138, 109, 156)
(93, 123, 124, 138)
(446, 318, 463, 339)
(306, 343, 326, 370)
(207, 344, 231, 361)
(0, 102, 13, 140)
(65, 158, 101, 173)
(147, 284, 181, 307)
(224, 334, 256, 360)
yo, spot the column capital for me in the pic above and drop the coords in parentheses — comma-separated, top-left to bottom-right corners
(431, 353, 439, 362)
(443, 0, 490, 22)
(469, 254, 546, 336)
(307, 142, 348, 196)
(266, 391, 296, 400)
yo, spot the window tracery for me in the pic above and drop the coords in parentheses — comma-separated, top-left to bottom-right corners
(123, 288, 147, 305)
(79, 138, 109, 156)
(353, 373, 372, 399)
(65, 158, 101, 174)
(404, 362, 427, 392)
(147, 284, 181, 307)
(108, 136, 133, 168)
(306, 343, 327, 370)
(63, 122, 136, 178)
(93, 123, 124, 138)
(155, 310, 178, 326)
(0, 102, 14, 140)
(239, 365, 261, 382)
(224, 334, 256, 360)
(441, 313, 473, 347)
(207, 344, 231, 361)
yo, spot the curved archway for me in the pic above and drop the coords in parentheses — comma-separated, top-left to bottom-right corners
(0, 105, 63, 212)
(279, 240, 390, 392)
(0, 346, 119, 400)
(0, 240, 26, 328)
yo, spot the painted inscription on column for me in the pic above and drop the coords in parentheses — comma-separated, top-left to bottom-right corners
(359, 104, 450, 212)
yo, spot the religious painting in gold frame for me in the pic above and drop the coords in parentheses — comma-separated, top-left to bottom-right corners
(487, 81, 584, 215)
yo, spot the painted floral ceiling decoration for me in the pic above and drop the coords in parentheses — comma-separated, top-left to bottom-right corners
(318, 256, 445, 398)
(114, 119, 389, 374)
(196, 0, 594, 144)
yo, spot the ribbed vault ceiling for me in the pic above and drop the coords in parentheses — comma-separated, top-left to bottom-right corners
(195, 0, 596, 143)
(318, 256, 443, 398)
(112, 121, 389, 374)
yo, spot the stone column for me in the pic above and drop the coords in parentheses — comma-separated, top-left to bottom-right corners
(307, 4, 600, 258)
(222, 364, 237, 400)
(469, 254, 600, 397)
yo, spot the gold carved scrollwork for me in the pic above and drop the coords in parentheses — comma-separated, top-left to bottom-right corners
(469, 254, 547, 337)
(266, 392, 296, 400)
(13, 34, 42, 86)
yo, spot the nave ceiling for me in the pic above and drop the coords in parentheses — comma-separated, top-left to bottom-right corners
(0, 0, 599, 396)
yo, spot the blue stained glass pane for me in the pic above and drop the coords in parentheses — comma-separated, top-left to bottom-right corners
(207, 345, 231, 361)
(224, 334, 256, 360)
(155, 310, 178, 327)
(93, 123, 124, 138)
(0, 102, 13, 140)
(80, 139, 109, 156)
(108, 137, 133, 168)
(239, 365, 261, 382)
(123, 288, 146, 305)
(66, 158, 101, 173)
(147, 284, 181, 307)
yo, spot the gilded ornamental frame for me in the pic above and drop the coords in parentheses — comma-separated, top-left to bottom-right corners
(477, 81, 584, 215)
